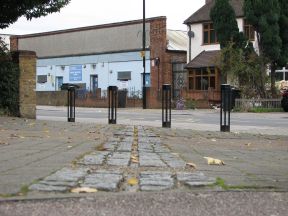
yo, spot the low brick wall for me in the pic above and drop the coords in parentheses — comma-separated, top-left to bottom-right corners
(36, 91, 143, 108)
(37, 91, 67, 106)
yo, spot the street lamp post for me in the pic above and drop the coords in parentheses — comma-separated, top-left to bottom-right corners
(142, 0, 147, 109)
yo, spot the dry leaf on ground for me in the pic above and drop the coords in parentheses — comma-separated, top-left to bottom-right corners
(186, 162, 197, 169)
(127, 177, 138, 186)
(71, 187, 98, 193)
(204, 157, 225, 165)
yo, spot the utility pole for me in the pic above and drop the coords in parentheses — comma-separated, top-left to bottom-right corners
(142, 0, 147, 109)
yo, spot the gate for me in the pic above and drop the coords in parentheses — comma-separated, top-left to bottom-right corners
(172, 63, 187, 99)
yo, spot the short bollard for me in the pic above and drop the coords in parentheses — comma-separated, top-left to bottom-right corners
(108, 86, 118, 124)
(220, 84, 232, 132)
(162, 84, 172, 128)
(61, 83, 79, 122)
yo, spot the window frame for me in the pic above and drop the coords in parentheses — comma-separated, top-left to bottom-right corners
(117, 71, 131, 81)
(188, 67, 217, 91)
(243, 19, 255, 41)
(203, 23, 218, 45)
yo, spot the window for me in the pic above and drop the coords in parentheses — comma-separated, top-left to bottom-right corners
(244, 19, 255, 40)
(189, 68, 216, 90)
(118, 71, 131, 81)
(203, 23, 218, 44)
(37, 75, 47, 83)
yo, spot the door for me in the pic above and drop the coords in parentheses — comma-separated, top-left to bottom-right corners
(90, 75, 98, 93)
(56, 76, 63, 91)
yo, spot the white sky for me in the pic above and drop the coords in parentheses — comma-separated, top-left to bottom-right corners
(2, 0, 205, 35)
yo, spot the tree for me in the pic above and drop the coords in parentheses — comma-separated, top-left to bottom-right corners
(216, 41, 264, 99)
(278, 0, 288, 67)
(244, 0, 282, 97)
(210, 0, 239, 48)
(0, 37, 20, 115)
(0, 0, 71, 29)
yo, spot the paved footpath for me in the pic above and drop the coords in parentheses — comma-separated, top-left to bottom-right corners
(0, 116, 287, 199)
(0, 116, 288, 215)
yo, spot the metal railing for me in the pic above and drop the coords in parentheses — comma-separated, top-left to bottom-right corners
(235, 98, 282, 110)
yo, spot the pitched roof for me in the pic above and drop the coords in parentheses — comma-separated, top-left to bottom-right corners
(184, 0, 244, 25)
(185, 50, 220, 69)
(167, 30, 187, 51)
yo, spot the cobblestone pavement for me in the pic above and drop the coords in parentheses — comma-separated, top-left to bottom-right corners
(0, 116, 287, 201)
(28, 126, 215, 194)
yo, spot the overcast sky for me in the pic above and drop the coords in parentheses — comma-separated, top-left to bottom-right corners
(2, 0, 205, 35)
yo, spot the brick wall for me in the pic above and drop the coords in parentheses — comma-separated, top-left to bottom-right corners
(13, 51, 36, 118)
(10, 36, 18, 51)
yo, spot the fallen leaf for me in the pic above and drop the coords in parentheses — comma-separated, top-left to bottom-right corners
(131, 158, 139, 163)
(67, 145, 73, 149)
(186, 162, 197, 169)
(211, 139, 217, 142)
(130, 155, 137, 160)
(0, 141, 9, 145)
(204, 157, 225, 165)
(127, 177, 138, 186)
(245, 143, 251, 147)
(71, 187, 98, 193)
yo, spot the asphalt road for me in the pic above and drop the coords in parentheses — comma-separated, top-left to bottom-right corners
(0, 192, 287, 216)
(36, 106, 288, 135)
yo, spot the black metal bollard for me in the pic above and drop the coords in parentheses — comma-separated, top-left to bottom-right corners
(220, 84, 232, 132)
(162, 84, 172, 128)
(61, 83, 79, 122)
(108, 86, 118, 124)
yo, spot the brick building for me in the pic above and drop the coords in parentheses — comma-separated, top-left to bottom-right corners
(10, 17, 187, 108)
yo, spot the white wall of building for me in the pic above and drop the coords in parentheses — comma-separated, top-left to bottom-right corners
(36, 51, 151, 92)
(188, 18, 258, 62)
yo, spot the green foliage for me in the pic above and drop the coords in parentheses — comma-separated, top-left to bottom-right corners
(244, 0, 281, 60)
(216, 42, 266, 98)
(185, 98, 196, 109)
(244, 0, 283, 96)
(210, 0, 239, 48)
(0, 37, 20, 116)
(247, 107, 283, 113)
(278, 0, 288, 67)
(0, 0, 71, 29)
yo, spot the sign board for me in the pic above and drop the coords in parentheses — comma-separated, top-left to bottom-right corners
(69, 65, 82, 81)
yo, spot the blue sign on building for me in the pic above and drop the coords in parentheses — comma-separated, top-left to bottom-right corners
(69, 65, 82, 81)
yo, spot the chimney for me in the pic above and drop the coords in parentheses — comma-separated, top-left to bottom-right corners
(206, 0, 213, 4)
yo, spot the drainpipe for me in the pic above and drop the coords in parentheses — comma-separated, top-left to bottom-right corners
(187, 25, 194, 62)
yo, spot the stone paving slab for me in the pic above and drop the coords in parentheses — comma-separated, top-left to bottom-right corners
(159, 153, 186, 168)
(117, 142, 133, 152)
(139, 152, 167, 167)
(177, 172, 216, 187)
(29, 184, 69, 192)
(107, 152, 131, 166)
(44, 168, 88, 182)
(139, 171, 174, 191)
(79, 151, 109, 165)
(81, 171, 123, 191)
